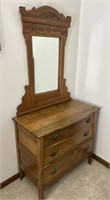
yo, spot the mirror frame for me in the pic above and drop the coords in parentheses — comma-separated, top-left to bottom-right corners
(17, 6, 71, 116)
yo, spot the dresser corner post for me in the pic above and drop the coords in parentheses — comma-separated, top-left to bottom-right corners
(88, 110, 99, 165)
(13, 122, 25, 181)
(37, 137, 44, 200)
(93, 111, 99, 136)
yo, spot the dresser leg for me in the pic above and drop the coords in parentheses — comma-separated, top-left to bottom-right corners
(88, 153, 93, 165)
(38, 187, 44, 200)
(19, 170, 25, 180)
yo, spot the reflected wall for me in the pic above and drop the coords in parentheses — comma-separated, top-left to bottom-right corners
(32, 36, 59, 94)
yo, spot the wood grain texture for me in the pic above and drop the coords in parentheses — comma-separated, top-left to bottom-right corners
(17, 6, 71, 116)
(44, 128, 93, 165)
(88, 111, 99, 165)
(17, 123, 37, 142)
(13, 101, 99, 199)
(44, 139, 93, 187)
(14, 100, 99, 138)
(19, 6, 71, 28)
(18, 130, 37, 156)
(44, 113, 94, 148)
(13, 122, 24, 180)
(19, 143, 38, 179)
(37, 138, 44, 199)
(20, 162, 38, 186)
(13, 5, 100, 200)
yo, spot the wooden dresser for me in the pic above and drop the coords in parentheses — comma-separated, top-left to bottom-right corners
(13, 100, 99, 199)
(13, 6, 100, 199)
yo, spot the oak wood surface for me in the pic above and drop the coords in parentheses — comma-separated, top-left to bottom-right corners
(17, 123, 37, 142)
(44, 139, 93, 186)
(13, 101, 99, 199)
(13, 5, 100, 200)
(13, 100, 99, 138)
(19, 143, 38, 179)
(37, 138, 44, 199)
(17, 6, 71, 116)
(44, 128, 93, 165)
(43, 112, 94, 148)
(18, 130, 37, 156)
(20, 162, 38, 186)
(14, 123, 24, 180)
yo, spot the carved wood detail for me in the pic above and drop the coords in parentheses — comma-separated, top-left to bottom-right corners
(19, 6, 71, 22)
(23, 24, 68, 37)
(17, 86, 32, 114)
(17, 6, 71, 116)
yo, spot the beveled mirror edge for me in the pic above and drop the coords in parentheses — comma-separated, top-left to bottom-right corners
(17, 5, 71, 116)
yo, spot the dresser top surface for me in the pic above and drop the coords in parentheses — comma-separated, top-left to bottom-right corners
(13, 100, 99, 138)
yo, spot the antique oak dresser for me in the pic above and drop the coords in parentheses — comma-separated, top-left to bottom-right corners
(13, 6, 100, 200)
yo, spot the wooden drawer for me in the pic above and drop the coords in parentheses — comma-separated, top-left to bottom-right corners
(44, 113, 94, 148)
(44, 139, 93, 187)
(44, 128, 93, 165)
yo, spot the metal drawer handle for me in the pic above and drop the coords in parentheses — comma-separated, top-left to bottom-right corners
(50, 167, 58, 174)
(83, 131, 89, 137)
(52, 133, 59, 140)
(84, 146, 89, 152)
(86, 118, 91, 123)
(50, 149, 58, 157)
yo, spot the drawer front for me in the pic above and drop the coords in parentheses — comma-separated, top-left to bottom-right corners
(44, 128, 93, 165)
(44, 113, 94, 148)
(44, 139, 93, 186)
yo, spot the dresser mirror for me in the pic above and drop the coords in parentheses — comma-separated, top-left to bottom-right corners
(32, 36, 59, 94)
(17, 6, 71, 116)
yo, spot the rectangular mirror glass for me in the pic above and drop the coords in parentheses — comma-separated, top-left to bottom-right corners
(32, 36, 59, 94)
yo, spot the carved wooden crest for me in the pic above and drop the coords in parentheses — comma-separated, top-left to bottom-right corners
(19, 6, 71, 25)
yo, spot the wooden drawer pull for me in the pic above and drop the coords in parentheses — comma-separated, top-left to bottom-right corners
(52, 133, 59, 140)
(83, 131, 89, 136)
(86, 118, 91, 123)
(50, 167, 59, 174)
(50, 149, 58, 157)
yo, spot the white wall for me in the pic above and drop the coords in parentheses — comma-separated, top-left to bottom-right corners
(0, 1, 3, 183)
(75, 0, 109, 162)
(0, 0, 81, 182)
(0, 52, 2, 181)
(0, 54, 2, 182)
(108, 1, 110, 164)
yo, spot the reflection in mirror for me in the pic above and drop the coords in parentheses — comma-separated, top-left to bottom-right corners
(32, 36, 59, 94)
